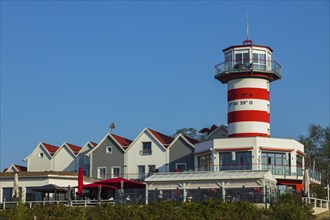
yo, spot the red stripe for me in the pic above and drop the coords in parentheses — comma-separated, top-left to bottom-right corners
(228, 88, 269, 101)
(260, 147, 294, 152)
(228, 110, 270, 123)
(228, 133, 269, 137)
(216, 147, 253, 152)
(297, 150, 305, 156)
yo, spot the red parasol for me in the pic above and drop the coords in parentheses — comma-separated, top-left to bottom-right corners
(77, 167, 83, 196)
(97, 177, 146, 189)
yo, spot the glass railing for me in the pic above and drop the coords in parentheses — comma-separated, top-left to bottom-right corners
(308, 169, 321, 182)
(215, 59, 282, 79)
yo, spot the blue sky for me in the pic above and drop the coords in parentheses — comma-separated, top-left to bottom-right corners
(0, 1, 329, 170)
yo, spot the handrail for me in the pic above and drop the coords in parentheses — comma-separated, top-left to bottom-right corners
(215, 59, 282, 79)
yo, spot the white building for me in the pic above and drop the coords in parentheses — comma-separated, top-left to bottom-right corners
(23, 142, 59, 171)
(0, 172, 93, 202)
(125, 128, 174, 180)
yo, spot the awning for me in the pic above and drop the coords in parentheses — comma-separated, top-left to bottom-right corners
(145, 170, 277, 190)
(30, 184, 68, 193)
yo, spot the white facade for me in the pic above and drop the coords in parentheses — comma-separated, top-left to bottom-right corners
(0, 172, 93, 202)
(23, 143, 56, 171)
(195, 137, 304, 180)
(125, 128, 169, 180)
(52, 144, 78, 172)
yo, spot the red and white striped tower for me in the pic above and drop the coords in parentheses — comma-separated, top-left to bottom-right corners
(215, 39, 282, 137)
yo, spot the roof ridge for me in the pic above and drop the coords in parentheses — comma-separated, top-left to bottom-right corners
(148, 128, 174, 147)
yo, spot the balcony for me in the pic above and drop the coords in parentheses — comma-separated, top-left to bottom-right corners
(214, 59, 282, 83)
(308, 169, 322, 184)
(140, 149, 152, 155)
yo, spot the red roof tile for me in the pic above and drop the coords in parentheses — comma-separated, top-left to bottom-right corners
(13, 164, 27, 172)
(148, 128, 174, 148)
(112, 134, 132, 149)
(66, 143, 82, 154)
(42, 143, 59, 156)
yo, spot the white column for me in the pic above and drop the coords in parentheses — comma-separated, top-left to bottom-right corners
(183, 188, 187, 202)
(0, 186, 2, 202)
(145, 187, 148, 205)
(222, 187, 226, 202)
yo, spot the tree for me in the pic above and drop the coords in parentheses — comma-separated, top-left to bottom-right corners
(297, 124, 330, 185)
(171, 128, 207, 142)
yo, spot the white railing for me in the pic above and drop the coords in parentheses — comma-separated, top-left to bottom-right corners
(0, 199, 115, 210)
(302, 197, 329, 215)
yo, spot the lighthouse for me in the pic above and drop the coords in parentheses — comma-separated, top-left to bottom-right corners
(215, 39, 281, 137)
(191, 33, 315, 194)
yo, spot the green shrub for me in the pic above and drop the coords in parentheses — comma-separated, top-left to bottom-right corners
(0, 199, 270, 220)
(271, 193, 313, 220)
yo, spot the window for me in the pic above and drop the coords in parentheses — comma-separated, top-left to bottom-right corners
(297, 155, 303, 176)
(261, 152, 290, 175)
(142, 142, 152, 155)
(253, 51, 266, 71)
(235, 52, 250, 67)
(225, 52, 233, 71)
(198, 154, 212, 171)
(106, 146, 112, 154)
(138, 165, 145, 180)
(97, 167, 107, 180)
(175, 163, 186, 172)
(219, 151, 252, 171)
(112, 167, 120, 178)
(148, 165, 156, 176)
(38, 153, 44, 158)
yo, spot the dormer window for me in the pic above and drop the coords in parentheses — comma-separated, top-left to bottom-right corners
(38, 153, 44, 158)
(106, 146, 112, 154)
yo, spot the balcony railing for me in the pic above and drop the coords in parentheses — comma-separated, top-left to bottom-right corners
(214, 59, 282, 80)
(308, 169, 322, 183)
(140, 149, 152, 155)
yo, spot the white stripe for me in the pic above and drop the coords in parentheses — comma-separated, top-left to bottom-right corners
(228, 99, 269, 113)
(228, 122, 270, 135)
(228, 78, 269, 90)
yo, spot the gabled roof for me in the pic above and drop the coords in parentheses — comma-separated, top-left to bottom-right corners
(12, 164, 27, 172)
(23, 142, 60, 162)
(65, 143, 82, 155)
(111, 134, 132, 150)
(126, 128, 174, 152)
(87, 133, 132, 156)
(78, 141, 97, 154)
(90, 142, 98, 147)
(148, 128, 174, 148)
(42, 142, 59, 156)
(53, 142, 82, 158)
(182, 135, 199, 145)
(4, 164, 27, 172)
(166, 133, 198, 150)
(205, 124, 228, 140)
